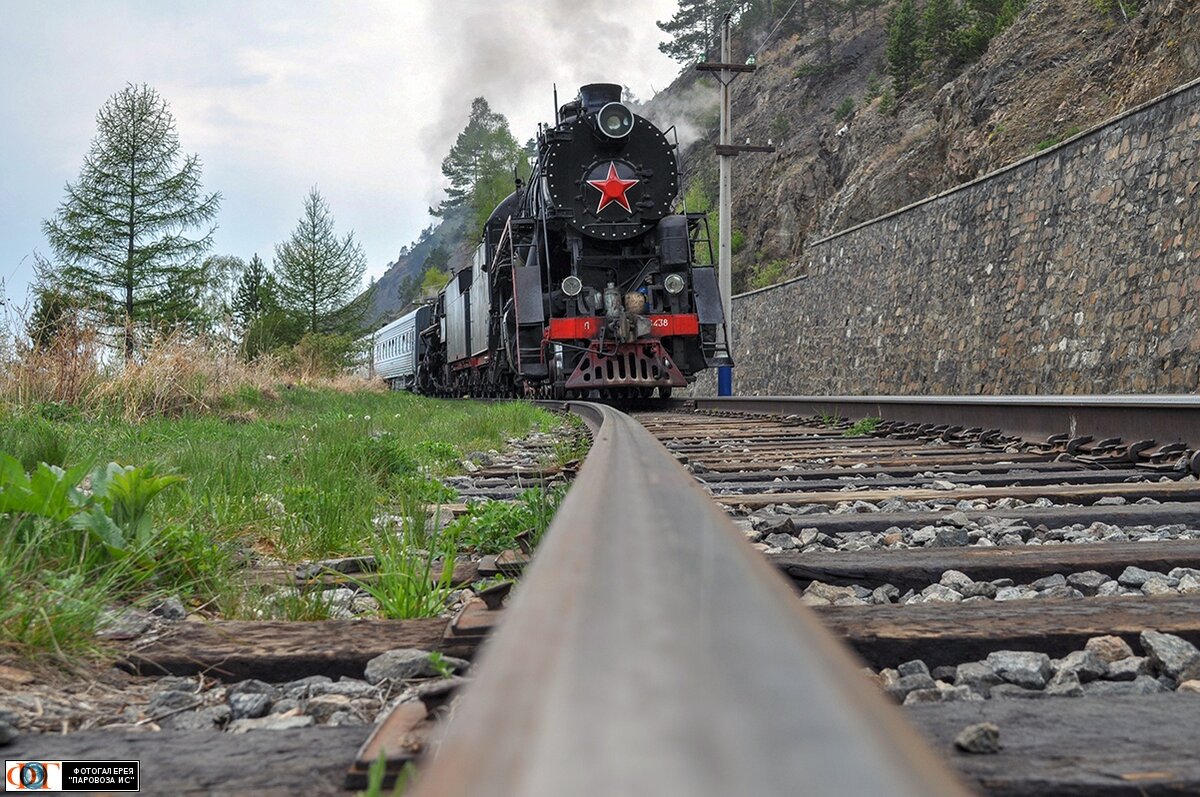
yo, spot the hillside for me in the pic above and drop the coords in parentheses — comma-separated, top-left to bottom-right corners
(365, 205, 470, 328)
(647, 0, 1199, 291)
(367, 0, 1198, 321)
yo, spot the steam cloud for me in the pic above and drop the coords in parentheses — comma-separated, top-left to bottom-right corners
(636, 81, 718, 151)
(417, 0, 683, 204)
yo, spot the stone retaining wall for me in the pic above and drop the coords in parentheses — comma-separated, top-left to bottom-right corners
(695, 77, 1200, 396)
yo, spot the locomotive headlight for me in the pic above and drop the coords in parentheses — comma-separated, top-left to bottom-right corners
(597, 102, 633, 139)
(561, 275, 583, 297)
(663, 273, 686, 294)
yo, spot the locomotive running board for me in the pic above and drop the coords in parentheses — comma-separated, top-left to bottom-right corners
(564, 341, 687, 390)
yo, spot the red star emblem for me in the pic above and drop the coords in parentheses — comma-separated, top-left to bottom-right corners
(586, 162, 639, 213)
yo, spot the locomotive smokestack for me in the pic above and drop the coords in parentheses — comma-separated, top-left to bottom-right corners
(579, 83, 622, 113)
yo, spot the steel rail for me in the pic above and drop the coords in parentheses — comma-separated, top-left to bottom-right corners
(409, 402, 971, 797)
(674, 394, 1200, 447)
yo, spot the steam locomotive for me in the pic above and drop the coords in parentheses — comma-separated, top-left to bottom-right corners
(375, 83, 732, 399)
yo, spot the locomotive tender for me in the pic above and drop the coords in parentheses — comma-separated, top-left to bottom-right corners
(376, 82, 732, 398)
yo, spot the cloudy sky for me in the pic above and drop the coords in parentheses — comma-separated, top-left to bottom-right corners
(0, 0, 685, 305)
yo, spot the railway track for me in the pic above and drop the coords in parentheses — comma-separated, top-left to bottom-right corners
(23, 397, 1196, 794)
(377, 396, 1200, 796)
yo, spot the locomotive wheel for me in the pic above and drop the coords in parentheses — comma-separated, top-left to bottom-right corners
(658, 386, 673, 399)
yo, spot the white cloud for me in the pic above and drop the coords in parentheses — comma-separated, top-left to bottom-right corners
(0, 0, 684, 300)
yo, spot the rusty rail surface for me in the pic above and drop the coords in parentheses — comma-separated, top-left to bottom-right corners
(673, 394, 1200, 448)
(409, 402, 970, 797)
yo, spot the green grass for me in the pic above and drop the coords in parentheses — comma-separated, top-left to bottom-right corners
(355, 493, 459, 620)
(358, 753, 414, 797)
(0, 389, 559, 661)
(844, 417, 882, 437)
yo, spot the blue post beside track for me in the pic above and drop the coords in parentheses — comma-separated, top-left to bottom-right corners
(718, 366, 733, 396)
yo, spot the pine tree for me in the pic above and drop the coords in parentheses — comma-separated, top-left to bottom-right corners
(657, 0, 723, 63)
(395, 274, 420, 308)
(26, 286, 76, 351)
(274, 188, 372, 335)
(42, 83, 220, 359)
(433, 98, 525, 233)
(810, 0, 845, 64)
(231, 253, 274, 329)
(886, 0, 922, 94)
(921, 0, 960, 60)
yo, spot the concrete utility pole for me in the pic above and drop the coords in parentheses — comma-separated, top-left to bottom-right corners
(697, 14, 773, 396)
(717, 16, 734, 396)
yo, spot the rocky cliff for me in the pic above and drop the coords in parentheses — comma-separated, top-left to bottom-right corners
(647, 0, 1200, 291)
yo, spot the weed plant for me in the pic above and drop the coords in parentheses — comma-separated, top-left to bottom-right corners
(816, 411, 842, 428)
(450, 485, 566, 555)
(844, 417, 882, 437)
(0, 457, 182, 660)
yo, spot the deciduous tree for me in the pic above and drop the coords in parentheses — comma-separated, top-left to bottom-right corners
(420, 266, 449, 299)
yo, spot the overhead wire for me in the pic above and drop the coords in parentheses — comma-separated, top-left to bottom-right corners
(752, 0, 803, 57)
(698, 0, 805, 65)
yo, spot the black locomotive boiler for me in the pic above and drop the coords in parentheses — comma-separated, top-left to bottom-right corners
(417, 82, 732, 399)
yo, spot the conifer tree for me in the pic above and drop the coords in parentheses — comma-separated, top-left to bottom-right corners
(274, 189, 372, 335)
(810, 0, 844, 63)
(231, 253, 274, 329)
(657, 0, 724, 63)
(886, 0, 922, 94)
(42, 83, 220, 359)
(921, 0, 960, 60)
(26, 286, 76, 351)
(433, 98, 525, 232)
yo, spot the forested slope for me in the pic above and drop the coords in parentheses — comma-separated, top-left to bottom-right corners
(647, 0, 1199, 291)
(369, 0, 1199, 320)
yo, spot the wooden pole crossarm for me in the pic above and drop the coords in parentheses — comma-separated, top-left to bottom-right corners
(694, 62, 757, 73)
(715, 144, 777, 156)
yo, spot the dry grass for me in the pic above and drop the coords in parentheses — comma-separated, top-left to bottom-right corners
(89, 336, 285, 421)
(0, 326, 382, 421)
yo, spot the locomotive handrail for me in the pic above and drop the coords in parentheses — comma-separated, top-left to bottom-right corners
(409, 402, 972, 796)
